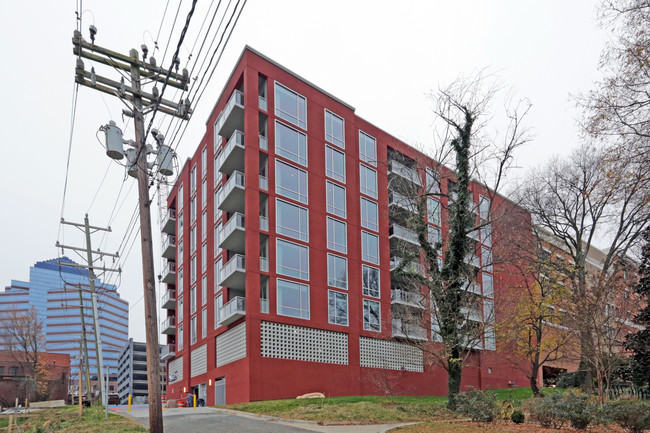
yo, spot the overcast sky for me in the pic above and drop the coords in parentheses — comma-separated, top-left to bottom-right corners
(0, 0, 609, 342)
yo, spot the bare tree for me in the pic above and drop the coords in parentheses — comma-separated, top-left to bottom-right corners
(517, 144, 650, 388)
(0, 307, 48, 400)
(387, 72, 532, 408)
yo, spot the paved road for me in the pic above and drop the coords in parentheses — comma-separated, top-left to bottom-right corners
(115, 406, 413, 433)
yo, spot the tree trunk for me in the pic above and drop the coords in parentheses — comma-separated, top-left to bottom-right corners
(447, 348, 463, 410)
(530, 365, 541, 397)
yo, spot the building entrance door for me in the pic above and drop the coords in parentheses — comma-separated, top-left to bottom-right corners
(214, 377, 225, 405)
(198, 383, 207, 406)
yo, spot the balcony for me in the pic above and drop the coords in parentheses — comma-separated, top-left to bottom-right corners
(258, 95, 267, 112)
(259, 175, 268, 191)
(260, 298, 269, 313)
(391, 289, 424, 308)
(215, 89, 244, 138)
(259, 215, 269, 232)
(161, 316, 176, 335)
(388, 160, 422, 186)
(218, 296, 246, 326)
(390, 256, 425, 275)
(217, 130, 245, 175)
(388, 190, 418, 213)
(220, 254, 246, 290)
(160, 344, 176, 361)
(162, 209, 176, 235)
(260, 256, 269, 272)
(161, 289, 176, 310)
(392, 319, 427, 341)
(219, 213, 245, 254)
(162, 235, 176, 259)
(161, 261, 176, 284)
(259, 134, 268, 151)
(217, 171, 245, 213)
(389, 223, 419, 246)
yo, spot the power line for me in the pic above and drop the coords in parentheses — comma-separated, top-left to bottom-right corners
(160, 0, 184, 67)
(87, 160, 113, 214)
(154, 0, 172, 53)
(59, 82, 80, 243)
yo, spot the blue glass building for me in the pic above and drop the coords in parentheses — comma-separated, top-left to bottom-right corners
(0, 257, 129, 378)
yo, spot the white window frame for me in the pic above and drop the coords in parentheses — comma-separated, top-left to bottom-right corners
(276, 278, 310, 319)
(201, 274, 207, 305)
(428, 198, 441, 226)
(328, 290, 348, 326)
(359, 130, 377, 166)
(190, 165, 197, 193)
(190, 285, 196, 314)
(325, 145, 346, 183)
(191, 315, 197, 344)
(275, 120, 308, 166)
(327, 217, 347, 254)
(361, 231, 380, 264)
(190, 226, 197, 253)
(201, 147, 207, 176)
(275, 160, 308, 204)
(276, 239, 309, 280)
(362, 264, 380, 298)
(214, 222, 222, 257)
(190, 256, 197, 283)
(201, 179, 207, 209)
(363, 299, 381, 332)
(201, 307, 207, 338)
(201, 243, 207, 273)
(274, 82, 307, 130)
(201, 211, 207, 241)
(214, 188, 220, 222)
(482, 273, 493, 298)
(214, 293, 222, 328)
(214, 258, 222, 291)
(359, 164, 378, 199)
(325, 109, 345, 148)
(360, 197, 378, 232)
(275, 198, 309, 242)
(326, 181, 346, 218)
(178, 323, 184, 350)
(327, 253, 347, 290)
(177, 239, 184, 265)
(178, 294, 184, 321)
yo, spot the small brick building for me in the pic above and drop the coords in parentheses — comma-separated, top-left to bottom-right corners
(0, 351, 70, 406)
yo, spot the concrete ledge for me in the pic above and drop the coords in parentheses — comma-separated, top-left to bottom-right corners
(29, 400, 66, 409)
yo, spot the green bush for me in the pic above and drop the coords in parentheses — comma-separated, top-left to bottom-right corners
(455, 386, 499, 423)
(511, 409, 525, 424)
(604, 399, 650, 433)
(526, 391, 598, 430)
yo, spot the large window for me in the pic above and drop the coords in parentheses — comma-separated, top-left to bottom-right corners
(190, 257, 197, 283)
(201, 211, 207, 241)
(178, 295, 184, 321)
(214, 258, 221, 290)
(428, 198, 441, 225)
(359, 131, 377, 166)
(482, 247, 493, 272)
(190, 227, 197, 253)
(360, 197, 378, 231)
(276, 239, 309, 280)
(190, 285, 196, 313)
(326, 181, 346, 218)
(214, 222, 222, 256)
(201, 307, 207, 338)
(328, 291, 348, 326)
(201, 179, 207, 208)
(325, 145, 345, 183)
(178, 324, 184, 350)
(276, 199, 309, 242)
(362, 265, 380, 298)
(361, 231, 379, 264)
(191, 315, 197, 344)
(359, 164, 378, 198)
(275, 120, 307, 166)
(275, 82, 306, 129)
(363, 299, 381, 332)
(190, 166, 197, 193)
(201, 243, 207, 273)
(325, 110, 344, 148)
(201, 275, 207, 304)
(277, 278, 310, 319)
(190, 197, 197, 222)
(214, 293, 222, 328)
(177, 239, 183, 265)
(327, 254, 347, 290)
(482, 273, 493, 298)
(201, 147, 207, 176)
(327, 217, 347, 253)
(276, 160, 308, 204)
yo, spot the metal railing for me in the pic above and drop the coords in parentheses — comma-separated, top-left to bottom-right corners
(217, 171, 245, 207)
(161, 316, 176, 329)
(259, 175, 268, 191)
(389, 223, 419, 244)
(217, 130, 244, 171)
(215, 89, 244, 135)
(259, 215, 269, 232)
(389, 256, 425, 274)
(220, 213, 245, 240)
(389, 160, 421, 186)
(221, 254, 245, 281)
(392, 319, 427, 339)
(391, 289, 422, 306)
(259, 134, 268, 150)
(219, 296, 246, 322)
(260, 257, 269, 272)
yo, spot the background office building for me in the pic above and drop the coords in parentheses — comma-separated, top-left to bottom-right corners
(160, 47, 531, 405)
(0, 257, 129, 382)
(117, 339, 166, 404)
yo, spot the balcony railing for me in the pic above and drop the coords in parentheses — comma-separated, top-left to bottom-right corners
(220, 254, 246, 290)
(162, 235, 176, 259)
(217, 130, 245, 175)
(258, 95, 267, 111)
(259, 215, 269, 232)
(390, 256, 425, 274)
(260, 256, 269, 272)
(219, 213, 245, 254)
(392, 319, 427, 340)
(219, 296, 246, 326)
(389, 223, 419, 245)
(391, 289, 424, 308)
(388, 160, 422, 186)
(161, 316, 176, 335)
(259, 134, 268, 151)
(259, 175, 268, 191)
(161, 261, 176, 284)
(160, 344, 176, 361)
(162, 208, 176, 234)
(388, 190, 418, 213)
(215, 89, 244, 138)
(217, 171, 245, 213)
(161, 289, 176, 310)
(260, 298, 269, 314)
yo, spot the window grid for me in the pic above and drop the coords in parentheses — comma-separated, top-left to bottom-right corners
(325, 110, 345, 148)
(326, 181, 346, 218)
(274, 82, 307, 129)
(359, 164, 378, 198)
(359, 131, 377, 166)
(327, 217, 347, 254)
(261, 321, 348, 364)
(360, 197, 378, 232)
(325, 145, 346, 183)
(328, 290, 348, 326)
(327, 254, 347, 290)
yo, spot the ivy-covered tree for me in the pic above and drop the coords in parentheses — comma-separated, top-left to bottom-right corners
(627, 227, 650, 387)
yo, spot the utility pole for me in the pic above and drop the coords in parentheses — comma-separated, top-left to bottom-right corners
(77, 284, 92, 399)
(57, 217, 119, 407)
(78, 344, 83, 416)
(72, 30, 189, 433)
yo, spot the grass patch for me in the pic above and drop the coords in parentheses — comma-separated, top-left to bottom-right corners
(224, 388, 562, 424)
(0, 406, 146, 433)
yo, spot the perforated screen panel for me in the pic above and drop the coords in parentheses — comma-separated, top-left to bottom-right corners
(360, 336, 423, 372)
(261, 321, 348, 365)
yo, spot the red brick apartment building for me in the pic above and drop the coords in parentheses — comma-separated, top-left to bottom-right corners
(0, 351, 70, 405)
(159, 46, 532, 405)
